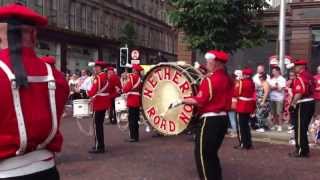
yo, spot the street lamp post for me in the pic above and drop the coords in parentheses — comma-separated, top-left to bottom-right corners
(279, 0, 286, 74)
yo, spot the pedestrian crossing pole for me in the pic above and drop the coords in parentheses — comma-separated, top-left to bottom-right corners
(279, 0, 286, 74)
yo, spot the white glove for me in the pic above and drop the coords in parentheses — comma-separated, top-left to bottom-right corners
(168, 99, 183, 109)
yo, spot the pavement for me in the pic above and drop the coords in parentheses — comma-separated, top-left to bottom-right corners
(56, 113, 320, 180)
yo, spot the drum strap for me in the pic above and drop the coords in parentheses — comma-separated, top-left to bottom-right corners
(130, 74, 141, 92)
(0, 61, 57, 154)
(206, 77, 213, 101)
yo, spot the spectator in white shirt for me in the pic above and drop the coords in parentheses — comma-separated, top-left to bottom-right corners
(77, 69, 92, 98)
(269, 66, 286, 132)
(253, 65, 270, 88)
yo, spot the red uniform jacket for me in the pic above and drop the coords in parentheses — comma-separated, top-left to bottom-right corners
(235, 78, 256, 113)
(193, 69, 233, 114)
(313, 74, 320, 100)
(293, 70, 314, 98)
(109, 74, 122, 99)
(0, 48, 69, 159)
(87, 72, 113, 111)
(123, 73, 141, 108)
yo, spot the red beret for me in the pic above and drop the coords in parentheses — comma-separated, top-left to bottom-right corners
(242, 68, 254, 76)
(294, 60, 308, 66)
(132, 64, 144, 72)
(0, 3, 48, 26)
(40, 56, 55, 65)
(94, 60, 108, 68)
(204, 50, 229, 63)
(107, 67, 114, 71)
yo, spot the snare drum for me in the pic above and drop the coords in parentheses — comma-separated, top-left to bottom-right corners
(141, 63, 203, 135)
(73, 99, 92, 117)
(115, 96, 128, 113)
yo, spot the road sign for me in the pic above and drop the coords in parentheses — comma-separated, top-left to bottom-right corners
(131, 50, 140, 60)
(131, 60, 140, 65)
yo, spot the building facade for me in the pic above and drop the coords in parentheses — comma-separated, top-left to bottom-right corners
(0, 0, 178, 73)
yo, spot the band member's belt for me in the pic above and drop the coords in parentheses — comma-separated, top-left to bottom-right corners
(127, 92, 140, 96)
(201, 112, 227, 118)
(0, 150, 55, 178)
(297, 98, 314, 104)
(238, 97, 255, 101)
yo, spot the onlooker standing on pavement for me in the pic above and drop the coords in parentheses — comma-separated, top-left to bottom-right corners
(234, 68, 256, 150)
(269, 66, 286, 132)
(289, 60, 315, 158)
(252, 65, 270, 128)
(313, 66, 320, 119)
(253, 65, 270, 88)
(256, 73, 271, 133)
(68, 73, 80, 100)
(0, 3, 69, 179)
(77, 69, 92, 98)
(284, 71, 296, 145)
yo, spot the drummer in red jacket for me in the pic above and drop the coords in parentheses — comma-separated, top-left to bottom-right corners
(107, 67, 122, 124)
(122, 64, 144, 142)
(0, 3, 69, 180)
(234, 68, 256, 150)
(87, 60, 112, 153)
(172, 50, 233, 180)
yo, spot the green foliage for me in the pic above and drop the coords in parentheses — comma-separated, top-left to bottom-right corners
(119, 22, 137, 47)
(169, 0, 269, 53)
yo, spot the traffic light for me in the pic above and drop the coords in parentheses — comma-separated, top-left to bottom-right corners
(119, 47, 129, 67)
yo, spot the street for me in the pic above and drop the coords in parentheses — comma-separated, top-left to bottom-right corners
(57, 113, 320, 180)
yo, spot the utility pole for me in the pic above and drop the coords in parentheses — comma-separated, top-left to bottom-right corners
(278, 0, 286, 74)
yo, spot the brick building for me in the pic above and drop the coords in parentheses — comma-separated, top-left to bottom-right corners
(0, 0, 178, 73)
(177, 0, 320, 73)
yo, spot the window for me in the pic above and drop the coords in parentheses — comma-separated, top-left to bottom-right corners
(48, 0, 58, 25)
(80, 4, 86, 33)
(69, 2, 76, 31)
(35, 0, 44, 15)
(17, 0, 28, 6)
(87, 7, 98, 35)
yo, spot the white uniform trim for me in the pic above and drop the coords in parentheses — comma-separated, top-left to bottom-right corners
(238, 97, 254, 101)
(37, 63, 58, 149)
(127, 92, 140, 96)
(0, 61, 28, 155)
(201, 112, 227, 118)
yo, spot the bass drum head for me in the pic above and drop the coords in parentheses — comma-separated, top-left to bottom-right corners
(141, 64, 201, 135)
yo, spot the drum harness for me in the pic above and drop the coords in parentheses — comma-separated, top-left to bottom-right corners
(0, 61, 57, 176)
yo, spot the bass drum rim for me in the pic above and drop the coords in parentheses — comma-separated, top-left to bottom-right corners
(141, 63, 203, 136)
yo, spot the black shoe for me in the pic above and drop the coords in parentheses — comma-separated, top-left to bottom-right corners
(244, 145, 253, 150)
(288, 151, 309, 158)
(88, 148, 105, 154)
(125, 138, 139, 143)
(233, 145, 244, 150)
(152, 133, 163, 138)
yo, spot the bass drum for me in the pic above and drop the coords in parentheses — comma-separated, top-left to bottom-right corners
(141, 63, 203, 136)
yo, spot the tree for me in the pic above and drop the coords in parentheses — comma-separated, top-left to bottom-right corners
(169, 0, 269, 53)
(119, 22, 137, 48)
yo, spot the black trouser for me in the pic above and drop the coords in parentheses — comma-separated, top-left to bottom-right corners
(0, 167, 59, 180)
(109, 100, 116, 124)
(236, 113, 252, 148)
(195, 116, 228, 180)
(94, 110, 107, 149)
(128, 107, 140, 141)
(292, 101, 315, 155)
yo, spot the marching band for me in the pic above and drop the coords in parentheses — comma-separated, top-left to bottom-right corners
(0, 2, 319, 180)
